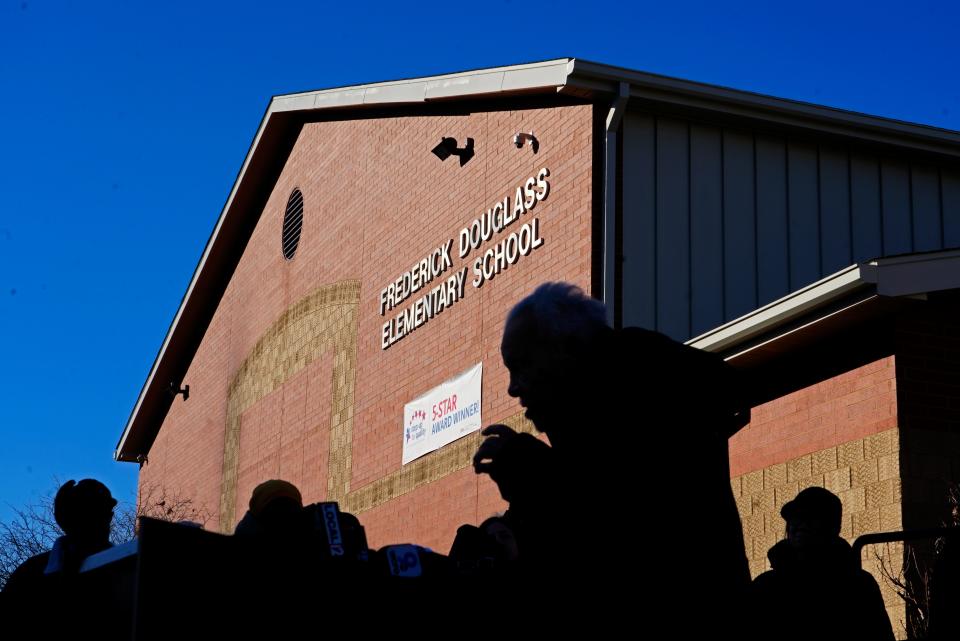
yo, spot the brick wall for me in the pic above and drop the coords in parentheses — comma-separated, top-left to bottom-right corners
(139, 101, 594, 554)
(730, 356, 898, 478)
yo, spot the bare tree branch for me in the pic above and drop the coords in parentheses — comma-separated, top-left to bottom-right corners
(874, 542, 929, 639)
(871, 481, 960, 640)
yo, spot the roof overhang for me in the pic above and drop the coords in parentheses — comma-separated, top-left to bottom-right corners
(686, 249, 960, 363)
(114, 59, 580, 462)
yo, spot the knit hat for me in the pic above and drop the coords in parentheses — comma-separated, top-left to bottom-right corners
(248, 479, 302, 517)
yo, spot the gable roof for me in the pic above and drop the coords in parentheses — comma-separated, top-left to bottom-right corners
(115, 58, 960, 462)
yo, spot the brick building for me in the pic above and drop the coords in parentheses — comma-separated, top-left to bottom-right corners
(116, 59, 960, 634)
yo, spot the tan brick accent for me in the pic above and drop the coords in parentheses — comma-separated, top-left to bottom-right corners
(730, 357, 897, 477)
(220, 281, 361, 530)
(763, 463, 788, 489)
(344, 411, 536, 514)
(141, 103, 595, 550)
(729, 476, 742, 498)
(218, 279, 539, 532)
(786, 455, 812, 483)
(823, 467, 852, 494)
(812, 448, 839, 476)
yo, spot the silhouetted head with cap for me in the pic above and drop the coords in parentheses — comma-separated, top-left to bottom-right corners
(53, 479, 117, 550)
(781, 486, 843, 548)
(240, 479, 304, 538)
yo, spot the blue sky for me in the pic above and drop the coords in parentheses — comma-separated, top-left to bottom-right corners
(1, 0, 957, 521)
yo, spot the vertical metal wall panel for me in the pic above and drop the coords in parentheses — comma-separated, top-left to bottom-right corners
(911, 166, 942, 251)
(689, 125, 725, 335)
(620, 113, 657, 330)
(944, 170, 960, 248)
(819, 148, 852, 274)
(755, 136, 789, 306)
(881, 161, 913, 255)
(655, 119, 691, 340)
(850, 154, 883, 262)
(619, 107, 960, 343)
(723, 130, 757, 320)
(788, 143, 821, 291)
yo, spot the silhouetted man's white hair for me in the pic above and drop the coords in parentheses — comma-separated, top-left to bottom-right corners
(506, 282, 608, 350)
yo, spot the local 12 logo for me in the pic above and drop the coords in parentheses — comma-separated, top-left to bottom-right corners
(406, 409, 426, 443)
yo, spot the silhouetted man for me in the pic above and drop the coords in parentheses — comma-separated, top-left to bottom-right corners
(473, 282, 750, 627)
(751, 487, 894, 640)
(1, 479, 118, 637)
(234, 479, 305, 541)
(3, 479, 117, 596)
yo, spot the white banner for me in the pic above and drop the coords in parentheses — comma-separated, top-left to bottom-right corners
(402, 363, 482, 465)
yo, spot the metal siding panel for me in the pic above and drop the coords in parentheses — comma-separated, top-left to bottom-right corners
(881, 161, 913, 255)
(944, 170, 960, 248)
(819, 148, 852, 274)
(850, 154, 883, 262)
(788, 142, 821, 290)
(621, 113, 657, 330)
(689, 125, 724, 335)
(755, 136, 789, 305)
(911, 166, 942, 252)
(656, 119, 690, 340)
(723, 130, 757, 320)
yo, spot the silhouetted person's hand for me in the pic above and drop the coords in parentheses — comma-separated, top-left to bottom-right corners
(474, 424, 553, 506)
(473, 424, 518, 476)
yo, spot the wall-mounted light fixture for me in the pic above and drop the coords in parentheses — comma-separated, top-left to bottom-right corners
(431, 137, 475, 166)
(513, 132, 539, 153)
(169, 381, 190, 401)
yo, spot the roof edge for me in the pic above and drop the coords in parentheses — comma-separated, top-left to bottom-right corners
(116, 58, 960, 462)
(687, 249, 960, 356)
(271, 58, 575, 112)
(115, 59, 578, 462)
(567, 59, 960, 157)
(115, 98, 279, 462)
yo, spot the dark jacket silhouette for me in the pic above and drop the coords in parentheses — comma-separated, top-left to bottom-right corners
(751, 537, 894, 640)
(3, 479, 116, 596)
(479, 320, 750, 627)
(2, 480, 117, 637)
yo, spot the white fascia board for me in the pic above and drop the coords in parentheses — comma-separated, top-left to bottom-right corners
(862, 249, 960, 297)
(425, 71, 506, 99)
(274, 59, 572, 111)
(687, 265, 865, 353)
(115, 59, 573, 461)
(686, 249, 960, 356)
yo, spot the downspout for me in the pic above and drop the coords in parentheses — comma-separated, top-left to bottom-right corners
(603, 82, 630, 327)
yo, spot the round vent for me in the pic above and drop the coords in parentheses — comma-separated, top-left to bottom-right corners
(282, 189, 304, 260)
